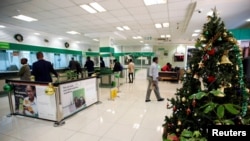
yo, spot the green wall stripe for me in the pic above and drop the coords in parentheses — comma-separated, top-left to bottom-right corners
(230, 28, 250, 40)
(99, 47, 114, 53)
(5, 42, 82, 55)
(0, 42, 10, 49)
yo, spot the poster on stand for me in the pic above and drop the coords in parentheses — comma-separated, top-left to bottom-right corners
(13, 83, 57, 121)
(59, 78, 97, 118)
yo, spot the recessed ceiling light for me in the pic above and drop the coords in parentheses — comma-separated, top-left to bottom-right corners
(123, 26, 130, 30)
(166, 34, 171, 38)
(58, 38, 63, 40)
(144, 0, 167, 6)
(246, 18, 250, 22)
(66, 31, 80, 35)
(89, 2, 106, 12)
(12, 14, 38, 22)
(0, 25, 6, 28)
(163, 22, 169, 27)
(194, 29, 201, 33)
(160, 35, 165, 38)
(80, 4, 97, 13)
(93, 39, 99, 41)
(140, 41, 144, 43)
(34, 33, 40, 35)
(116, 27, 124, 31)
(75, 41, 80, 43)
(192, 33, 199, 37)
(155, 23, 162, 28)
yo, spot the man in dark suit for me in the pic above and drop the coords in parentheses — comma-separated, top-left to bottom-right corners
(32, 52, 58, 82)
(84, 56, 94, 77)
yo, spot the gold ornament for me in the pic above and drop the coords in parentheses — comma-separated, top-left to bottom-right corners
(220, 50, 232, 64)
(223, 32, 227, 37)
(198, 61, 204, 68)
(193, 73, 199, 79)
(177, 120, 182, 125)
(45, 83, 55, 96)
(181, 97, 186, 102)
(176, 128, 180, 132)
(228, 37, 234, 42)
(200, 36, 206, 41)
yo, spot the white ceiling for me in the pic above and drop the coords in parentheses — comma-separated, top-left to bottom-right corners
(0, 0, 249, 48)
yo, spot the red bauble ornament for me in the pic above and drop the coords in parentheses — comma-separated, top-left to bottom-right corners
(173, 106, 177, 112)
(207, 75, 215, 83)
(192, 99, 196, 107)
(207, 48, 215, 55)
(186, 107, 191, 115)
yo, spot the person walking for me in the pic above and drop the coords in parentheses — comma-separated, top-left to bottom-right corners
(145, 57, 164, 102)
(17, 58, 31, 81)
(84, 56, 94, 77)
(128, 59, 135, 83)
(32, 52, 58, 82)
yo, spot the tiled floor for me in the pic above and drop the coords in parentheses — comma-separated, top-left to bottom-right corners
(0, 69, 181, 141)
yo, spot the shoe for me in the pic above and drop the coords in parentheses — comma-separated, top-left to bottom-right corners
(157, 98, 164, 101)
(145, 100, 151, 102)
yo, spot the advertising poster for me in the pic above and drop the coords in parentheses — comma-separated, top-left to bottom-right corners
(60, 78, 97, 118)
(13, 83, 57, 121)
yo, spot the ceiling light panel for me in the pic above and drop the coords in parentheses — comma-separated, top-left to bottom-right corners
(90, 2, 106, 12)
(246, 18, 250, 22)
(192, 33, 199, 37)
(166, 34, 171, 38)
(194, 29, 201, 33)
(12, 14, 38, 22)
(144, 0, 167, 6)
(80, 4, 97, 13)
(116, 27, 124, 31)
(0, 25, 6, 28)
(155, 23, 162, 28)
(123, 26, 130, 30)
(66, 31, 80, 35)
(163, 22, 169, 27)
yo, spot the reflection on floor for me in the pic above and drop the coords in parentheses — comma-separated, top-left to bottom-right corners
(0, 69, 181, 141)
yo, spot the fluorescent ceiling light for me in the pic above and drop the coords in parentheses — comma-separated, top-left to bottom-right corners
(192, 33, 199, 37)
(80, 4, 97, 13)
(34, 33, 40, 35)
(155, 23, 162, 28)
(93, 39, 99, 41)
(246, 18, 250, 22)
(123, 26, 130, 30)
(194, 29, 201, 33)
(0, 25, 6, 28)
(66, 31, 80, 35)
(160, 35, 165, 38)
(144, 0, 167, 6)
(12, 14, 38, 22)
(140, 41, 144, 43)
(133, 36, 142, 39)
(163, 22, 169, 27)
(90, 2, 106, 12)
(116, 27, 124, 31)
(166, 34, 171, 38)
(58, 38, 63, 40)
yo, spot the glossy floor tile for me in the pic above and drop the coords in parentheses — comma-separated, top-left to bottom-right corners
(0, 69, 181, 141)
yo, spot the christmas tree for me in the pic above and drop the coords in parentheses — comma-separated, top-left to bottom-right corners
(162, 8, 249, 140)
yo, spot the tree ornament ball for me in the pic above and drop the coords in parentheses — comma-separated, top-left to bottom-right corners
(173, 106, 177, 112)
(181, 97, 186, 102)
(194, 113, 197, 116)
(176, 128, 180, 132)
(186, 108, 191, 115)
(192, 99, 196, 107)
(223, 32, 227, 37)
(177, 120, 182, 125)
(3, 84, 13, 92)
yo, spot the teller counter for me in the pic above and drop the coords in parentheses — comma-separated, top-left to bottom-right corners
(5, 77, 99, 126)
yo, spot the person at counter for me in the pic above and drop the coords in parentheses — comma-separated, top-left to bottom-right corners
(100, 57, 105, 68)
(17, 58, 31, 81)
(84, 56, 94, 77)
(32, 52, 58, 82)
(23, 85, 38, 117)
(68, 57, 78, 70)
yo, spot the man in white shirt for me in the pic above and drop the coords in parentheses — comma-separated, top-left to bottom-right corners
(145, 57, 164, 102)
(128, 59, 135, 83)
